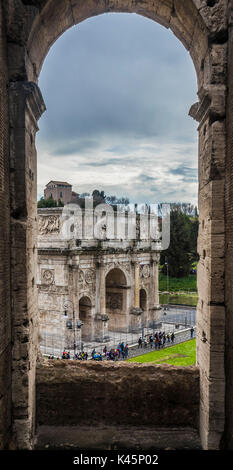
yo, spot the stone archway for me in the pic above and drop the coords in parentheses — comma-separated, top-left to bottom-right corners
(106, 267, 128, 332)
(79, 296, 92, 341)
(1, 0, 230, 450)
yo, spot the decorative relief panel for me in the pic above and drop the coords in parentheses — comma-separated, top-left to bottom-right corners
(140, 264, 150, 278)
(85, 269, 95, 284)
(38, 215, 60, 235)
(106, 292, 123, 311)
(79, 268, 96, 298)
(79, 270, 85, 284)
(79, 268, 95, 284)
(41, 268, 55, 285)
(38, 284, 68, 294)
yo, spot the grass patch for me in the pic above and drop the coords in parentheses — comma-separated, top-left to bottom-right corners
(127, 339, 196, 366)
(159, 293, 198, 307)
(159, 272, 197, 293)
(159, 272, 198, 306)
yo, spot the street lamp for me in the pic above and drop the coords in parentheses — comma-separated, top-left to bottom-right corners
(77, 320, 84, 351)
(165, 257, 169, 308)
(63, 300, 83, 356)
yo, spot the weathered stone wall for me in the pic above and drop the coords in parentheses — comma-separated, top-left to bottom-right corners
(0, 2, 11, 450)
(189, 1, 228, 450)
(36, 360, 200, 449)
(224, 0, 233, 450)
(9, 81, 46, 450)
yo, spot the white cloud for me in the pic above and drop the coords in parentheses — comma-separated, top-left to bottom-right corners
(37, 13, 198, 206)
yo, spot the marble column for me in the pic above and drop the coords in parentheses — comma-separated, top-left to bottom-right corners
(94, 261, 109, 341)
(134, 261, 140, 309)
(130, 260, 142, 332)
(99, 262, 106, 315)
(151, 258, 159, 307)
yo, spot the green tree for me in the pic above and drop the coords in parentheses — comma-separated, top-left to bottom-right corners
(37, 197, 64, 208)
(160, 209, 198, 277)
(92, 189, 106, 207)
(57, 198, 64, 207)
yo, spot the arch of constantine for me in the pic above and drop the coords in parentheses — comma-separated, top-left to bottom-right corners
(0, 0, 233, 452)
(37, 207, 160, 353)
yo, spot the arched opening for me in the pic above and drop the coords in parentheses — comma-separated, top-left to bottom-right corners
(26, 0, 208, 87)
(5, 0, 228, 452)
(36, 12, 198, 208)
(34, 7, 202, 445)
(106, 268, 128, 332)
(79, 296, 92, 341)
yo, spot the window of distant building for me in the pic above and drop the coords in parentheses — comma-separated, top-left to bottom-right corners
(60, 192, 63, 198)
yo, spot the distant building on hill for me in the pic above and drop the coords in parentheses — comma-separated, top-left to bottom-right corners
(44, 180, 73, 205)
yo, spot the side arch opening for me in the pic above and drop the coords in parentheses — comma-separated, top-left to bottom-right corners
(106, 267, 128, 332)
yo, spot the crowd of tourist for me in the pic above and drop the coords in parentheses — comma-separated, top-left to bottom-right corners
(47, 326, 195, 362)
(48, 344, 129, 361)
(91, 342, 129, 361)
(61, 350, 88, 360)
(138, 331, 175, 350)
(90, 331, 178, 361)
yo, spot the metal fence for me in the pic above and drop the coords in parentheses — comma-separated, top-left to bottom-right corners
(40, 304, 196, 360)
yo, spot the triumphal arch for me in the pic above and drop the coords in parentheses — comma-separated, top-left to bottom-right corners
(37, 206, 161, 351)
(1, 0, 233, 451)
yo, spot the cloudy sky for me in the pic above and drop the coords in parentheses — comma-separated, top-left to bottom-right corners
(37, 13, 198, 205)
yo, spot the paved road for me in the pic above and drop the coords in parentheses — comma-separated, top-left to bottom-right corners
(160, 305, 196, 327)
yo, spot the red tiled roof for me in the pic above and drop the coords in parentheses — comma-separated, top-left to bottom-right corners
(46, 181, 72, 187)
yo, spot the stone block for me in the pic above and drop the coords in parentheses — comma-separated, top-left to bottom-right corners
(13, 419, 34, 450)
(71, 0, 106, 23)
(208, 43, 227, 85)
(170, 0, 199, 50)
(6, 0, 38, 45)
(0, 390, 11, 440)
(28, 0, 74, 77)
(155, 1, 172, 28)
(189, 12, 208, 84)
(198, 119, 226, 189)
(198, 180, 224, 220)
(199, 0, 228, 40)
(199, 402, 224, 450)
(7, 43, 28, 82)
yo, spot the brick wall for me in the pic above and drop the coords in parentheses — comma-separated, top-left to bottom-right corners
(0, 2, 12, 449)
(224, 16, 233, 450)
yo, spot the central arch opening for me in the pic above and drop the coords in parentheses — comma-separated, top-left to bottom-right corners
(106, 267, 128, 332)
(79, 296, 92, 341)
(36, 12, 198, 362)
